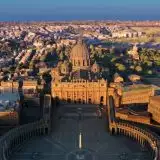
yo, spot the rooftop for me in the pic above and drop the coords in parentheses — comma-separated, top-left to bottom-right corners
(123, 84, 153, 92)
(149, 96, 160, 103)
(0, 88, 20, 112)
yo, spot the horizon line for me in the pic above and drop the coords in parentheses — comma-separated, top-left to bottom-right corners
(1, 19, 160, 23)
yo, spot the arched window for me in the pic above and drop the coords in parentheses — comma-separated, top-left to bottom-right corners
(78, 99, 81, 104)
(83, 60, 85, 66)
(100, 96, 104, 102)
(88, 98, 92, 104)
(67, 98, 71, 103)
(87, 60, 90, 66)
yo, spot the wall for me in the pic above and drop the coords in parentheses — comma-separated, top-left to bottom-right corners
(122, 88, 154, 104)
(148, 96, 160, 123)
(52, 80, 107, 105)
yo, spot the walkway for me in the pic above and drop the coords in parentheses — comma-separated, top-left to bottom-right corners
(11, 104, 151, 160)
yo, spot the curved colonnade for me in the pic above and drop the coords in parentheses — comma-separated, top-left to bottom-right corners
(108, 95, 160, 160)
(0, 92, 160, 160)
(0, 119, 48, 160)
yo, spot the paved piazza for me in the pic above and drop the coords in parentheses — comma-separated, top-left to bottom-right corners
(11, 105, 151, 160)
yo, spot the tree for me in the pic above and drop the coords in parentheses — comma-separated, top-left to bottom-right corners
(40, 55, 46, 61)
(156, 61, 160, 66)
(135, 66, 142, 72)
(115, 63, 126, 71)
(130, 65, 135, 70)
(59, 51, 65, 61)
(147, 70, 153, 75)
(42, 72, 52, 83)
(29, 61, 35, 69)
(90, 44, 95, 51)
(111, 57, 117, 63)
(17, 63, 24, 70)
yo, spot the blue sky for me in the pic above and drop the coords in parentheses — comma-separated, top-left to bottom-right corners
(0, 0, 160, 21)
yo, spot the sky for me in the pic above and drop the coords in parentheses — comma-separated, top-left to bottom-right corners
(0, 0, 160, 21)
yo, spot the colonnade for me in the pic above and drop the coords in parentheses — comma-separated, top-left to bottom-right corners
(108, 95, 160, 160)
(0, 119, 48, 160)
(0, 94, 52, 160)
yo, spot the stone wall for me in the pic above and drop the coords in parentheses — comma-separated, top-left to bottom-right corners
(122, 88, 154, 104)
(148, 96, 160, 123)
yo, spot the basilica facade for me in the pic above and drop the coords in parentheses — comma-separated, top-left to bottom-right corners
(51, 39, 108, 105)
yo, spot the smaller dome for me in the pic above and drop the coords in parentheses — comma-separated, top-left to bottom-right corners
(60, 61, 70, 75)
(91, 61, 100, 73)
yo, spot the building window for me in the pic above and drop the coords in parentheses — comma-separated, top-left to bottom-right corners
(78, 99, 81, 104)
(67, 98, 71, 103)
(100, 96, 104, 102)
(83, 60, 85, 66)
(88, 98, 92, 104)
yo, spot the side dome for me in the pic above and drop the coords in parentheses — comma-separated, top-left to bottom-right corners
(91, 61, 101, 73)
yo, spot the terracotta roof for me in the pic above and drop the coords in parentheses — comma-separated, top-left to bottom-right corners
(150, 96, 160, 103)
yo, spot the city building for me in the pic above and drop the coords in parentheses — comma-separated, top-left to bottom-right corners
(128, 44, 140, 60)
(148, 96, 160, 123)
(0, 81, 20, 125)
(51, 39, 108, 105)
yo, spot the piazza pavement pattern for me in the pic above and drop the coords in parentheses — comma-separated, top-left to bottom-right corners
(11, 105, 151, 160)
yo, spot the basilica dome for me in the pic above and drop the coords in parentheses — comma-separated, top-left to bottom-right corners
(70, 39, 90, 70)
(70, 40, 89, 59)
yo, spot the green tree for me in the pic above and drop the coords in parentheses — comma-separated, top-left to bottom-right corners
(116, 63, 126, 71)
(40, 55, 46, 61)
(29, 61, 35, 69)
(90, 44, 95, 51)
(59, 51, 65, 61)
(147, 70, 153, 75)
(135, 66, 142, 72)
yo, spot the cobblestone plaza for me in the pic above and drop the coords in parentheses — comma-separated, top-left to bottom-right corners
(11, 105, 151, 160)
